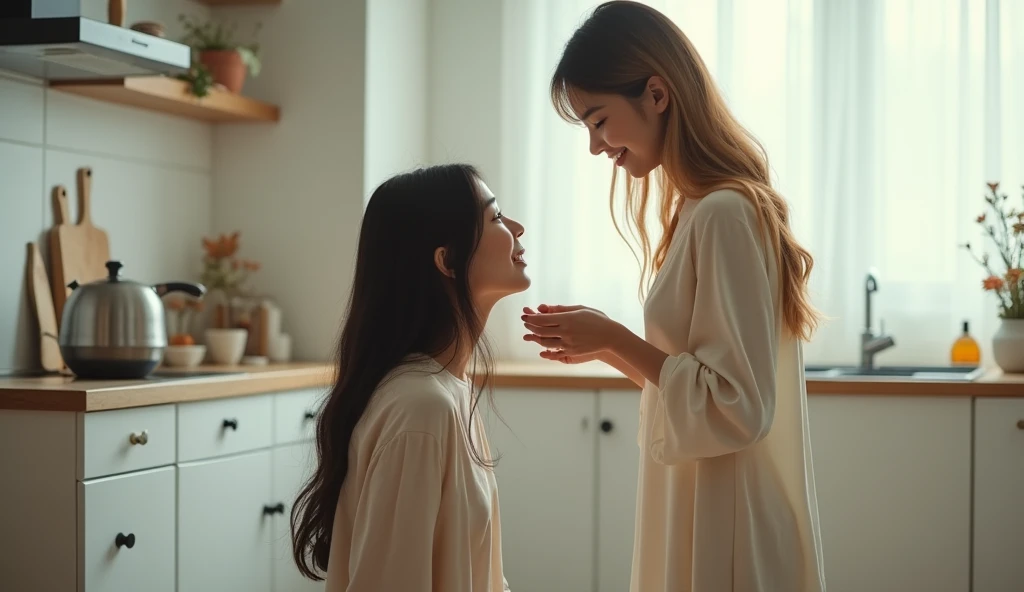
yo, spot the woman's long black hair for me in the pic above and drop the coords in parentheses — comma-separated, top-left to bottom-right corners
(290, 163, 499, 580)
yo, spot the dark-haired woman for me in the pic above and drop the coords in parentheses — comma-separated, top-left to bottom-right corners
(291, 164, 526, 592)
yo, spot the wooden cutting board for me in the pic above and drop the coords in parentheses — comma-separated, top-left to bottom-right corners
(26, 242, 63, 372)
(49, 167, 111, 324)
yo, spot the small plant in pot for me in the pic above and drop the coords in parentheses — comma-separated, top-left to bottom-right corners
(177, 14, 262, 96)
(961, 182, 1024, 373)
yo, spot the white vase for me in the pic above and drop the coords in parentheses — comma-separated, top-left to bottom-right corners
(992, 318, 1024, 374)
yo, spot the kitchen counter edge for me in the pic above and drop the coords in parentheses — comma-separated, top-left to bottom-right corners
(0, 361, 1022, 412)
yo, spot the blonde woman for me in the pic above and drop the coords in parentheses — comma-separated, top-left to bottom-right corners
(521, 2, 827, 590)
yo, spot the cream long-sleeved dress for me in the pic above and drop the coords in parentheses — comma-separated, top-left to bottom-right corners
(632, 189, 826, 592)
(325, 356, 511, 592)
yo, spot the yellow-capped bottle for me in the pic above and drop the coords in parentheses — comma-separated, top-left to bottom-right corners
(950, 320, 981, 365)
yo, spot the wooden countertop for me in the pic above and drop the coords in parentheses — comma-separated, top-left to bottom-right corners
(0, 361, 1022, 412)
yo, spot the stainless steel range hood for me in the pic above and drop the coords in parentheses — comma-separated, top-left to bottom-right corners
(0, 0, 190, 81)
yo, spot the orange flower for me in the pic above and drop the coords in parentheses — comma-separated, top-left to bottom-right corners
(982, 276, 1005, 291)
(201, 232, 240, 260)
(976, 213, 986, 223)
(987, 182, 999, 192)
(1008, 269, 1023, 283)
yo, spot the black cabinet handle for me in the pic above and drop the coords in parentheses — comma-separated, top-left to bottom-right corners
(600, 420, 614, 433)
(115, 532, 136, 549)
(222, 418, 238, 430)
(263, 502, 285, 516)
(303, 411, 316, 420)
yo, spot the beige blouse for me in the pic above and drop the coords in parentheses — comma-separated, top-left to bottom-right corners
(326, 356, 510, 592)
(633, 189, 827, 591)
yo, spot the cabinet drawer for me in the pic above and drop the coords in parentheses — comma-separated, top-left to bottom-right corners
(177, 395, 272, 462)
(80, 405, 176, 480)
(80, 466, 175, 592)
(273, 389, 325, 445)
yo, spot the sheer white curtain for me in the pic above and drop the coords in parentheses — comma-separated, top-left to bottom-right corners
(490, 0, 1024, 367)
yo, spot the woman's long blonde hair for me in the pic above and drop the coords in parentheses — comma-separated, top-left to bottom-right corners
(551, 0, 820, 341)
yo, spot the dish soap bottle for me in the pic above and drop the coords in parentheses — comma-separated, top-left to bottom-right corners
(950, 321, 981, 365)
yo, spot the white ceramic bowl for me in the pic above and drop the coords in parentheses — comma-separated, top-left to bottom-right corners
(204, 328, 248, 365)
(163, 344, 206, 368)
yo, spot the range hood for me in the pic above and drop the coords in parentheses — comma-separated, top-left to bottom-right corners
(0, 0, 190, 81)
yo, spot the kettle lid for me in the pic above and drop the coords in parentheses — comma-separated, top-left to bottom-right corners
(68, 260, 136, 291)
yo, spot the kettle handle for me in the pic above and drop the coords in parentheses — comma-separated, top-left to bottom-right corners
(155, 283, 206, 299)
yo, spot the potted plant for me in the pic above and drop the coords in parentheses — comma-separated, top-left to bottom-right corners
(962, 182, 1024, 372)
(177, 14, 262, 95)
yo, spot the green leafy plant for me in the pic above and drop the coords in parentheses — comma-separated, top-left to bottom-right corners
(177, 62, 215, 98)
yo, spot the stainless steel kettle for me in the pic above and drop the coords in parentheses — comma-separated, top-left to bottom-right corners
(59, 260, 206, 379)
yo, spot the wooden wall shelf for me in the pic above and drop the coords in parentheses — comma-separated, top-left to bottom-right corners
(193, 0, 281, 5)
(49, 77, 281, 123)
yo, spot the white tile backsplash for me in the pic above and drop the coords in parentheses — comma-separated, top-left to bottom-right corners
(0, 69, 213, 373)
(45, 90, 212, 171)
(43, 151, 211, 285)
(0, 142, 45, 372)
(0, 75, 44, 145)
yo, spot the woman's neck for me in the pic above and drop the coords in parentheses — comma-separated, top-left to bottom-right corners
(432, 301, 492, 380)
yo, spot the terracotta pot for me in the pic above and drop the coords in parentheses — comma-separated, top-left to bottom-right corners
(198, 50, 246, 93)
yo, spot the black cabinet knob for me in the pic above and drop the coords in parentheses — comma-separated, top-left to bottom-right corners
(222, 418, 238, 430)
(115, 532, 136, 549)
(263, 502, 285, 516)
(600, 420, 614, 433)
(303, 411, 316, 420)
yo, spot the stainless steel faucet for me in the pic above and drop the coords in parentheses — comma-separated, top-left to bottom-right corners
(861, 270, 895, 369)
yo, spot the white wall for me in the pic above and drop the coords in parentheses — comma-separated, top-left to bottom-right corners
(0, 0, 213, 374)
(428, 0, 518, 355)
(364, 0, 430, 197)
(211, 0, 367, 361)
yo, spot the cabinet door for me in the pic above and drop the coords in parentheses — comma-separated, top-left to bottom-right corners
(808, 395, 971, 592)
(485, 388, 597, 592)
(596, 389, 641, 592)
(973, 397, 1024, 592)
(271, 442, 324, 592)
(80, 466, 175, 592)
(178, 450, 273, 592)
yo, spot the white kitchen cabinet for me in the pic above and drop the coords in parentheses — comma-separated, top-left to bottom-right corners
(178, 450, 274, 592)
(972, 397, 1024, 592)
(271, 442, 323, 592)
(80, 466, 176, 592)
(596, 389, 641, 592)
(808, 395, 972, 592)
(0, 387, 323, 592)
(486, 388, 598, 592)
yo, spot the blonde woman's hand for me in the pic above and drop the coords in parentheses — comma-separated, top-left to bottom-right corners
(522, 304, 625, 358)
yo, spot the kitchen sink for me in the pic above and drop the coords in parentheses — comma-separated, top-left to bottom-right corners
(804, 364, 984, 381)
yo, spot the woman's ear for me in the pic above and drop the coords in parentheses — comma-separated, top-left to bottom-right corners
(647, 76, 670, 114)
(434, 247, 455, 278)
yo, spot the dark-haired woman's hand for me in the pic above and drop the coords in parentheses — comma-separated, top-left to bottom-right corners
(521, 304, 625, 357)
